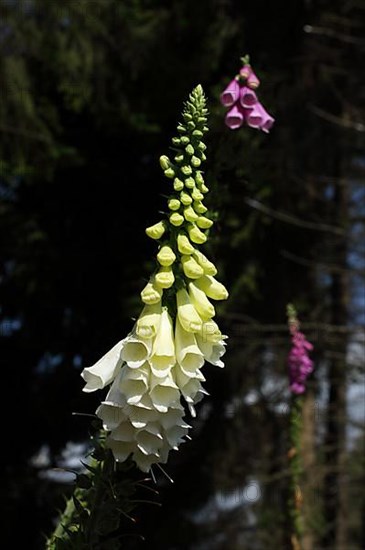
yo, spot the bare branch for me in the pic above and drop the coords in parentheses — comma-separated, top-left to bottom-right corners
(308, 104, 365, 132)
(245, 197, 345, 236)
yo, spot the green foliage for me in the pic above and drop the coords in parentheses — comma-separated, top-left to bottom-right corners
(47, 431, 158, 549)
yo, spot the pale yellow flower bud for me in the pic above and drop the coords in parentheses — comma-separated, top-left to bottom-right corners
(164, 168, 175, 178)
(200, 183, 209, 193)
(177, 233, 195, 255)
(195, 172, 204, 186)
(169, 212, 184, 226)
(157, 245, 176, 267)
(176, 287, 203, 333)
(141, 277, 163, 305)
(159, 155, 171, 170)
(184, 177, 195, 189)
(173, 178, 184, 191)
(188, 281, 215, 320)
(187, 223, 207, 244)
(191, 188, 204, 201)
(193, 249, 217, 276)
(136, 302, 163, 339)
(155, 266, 175, 289)
(181, 254, 204, 279)
(196, 216, 213, 229)
(194, 275, 229, 300)
(145, 220, 166, 240)
(183, 205, 199, 222)
(180, 191, 192, 205)
(193, 200, 207, 214)
(168, 198, 181, 211)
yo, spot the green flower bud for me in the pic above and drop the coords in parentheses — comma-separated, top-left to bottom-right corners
(181, 136, 190, 145)
(177, 124, 186, 133)
(194, 275, 228, 300)
(155, 266, 175, 289)
(187, 121, 195, 130)
(185, 144, 194, 156)
(191, 156, 201, 168)
(200, 183, 209, 193)
(145, 220, 166, 240)
(196, 216, 213, 229)
(169, 212, 184, 226)
(180, 191, 192, 205)
(187, 223, 207, 244)
(159, 155, 171, 170)
(141, 277, 163, 304)
(191, 188, 204, 201)
(174, 154, 184, 164)
(184, 177, 195, 189)
(157, 245, 176, 267)
(164, 168, 175, 178)
(181, 255, 204, 279)
(177, 233, 195, 255)
(197, 142, 207, 151)
(192, 129, 203, 137)
(200, 152, 207, 162)
(193, 250, 217, 276)
(183, 112, 193, 121)
(173, 178, 184, 191)
(193, 200, 207, 214)
(183, 206, 199, 222)
(168, 198, 181, 211)
(181, 165, 192, 176)
(172, 137, 181, 145)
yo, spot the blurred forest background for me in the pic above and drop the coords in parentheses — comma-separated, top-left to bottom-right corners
(0, 0, 364, 549)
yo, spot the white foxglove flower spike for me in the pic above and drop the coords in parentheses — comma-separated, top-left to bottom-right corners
(81, 85, 229, 472)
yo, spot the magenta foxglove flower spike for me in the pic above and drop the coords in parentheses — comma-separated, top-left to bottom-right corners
(220, 54, 274, 133)
(225, 104, 244, 130)
(287, 304, 314, 395)
(220, 78, 240, 107)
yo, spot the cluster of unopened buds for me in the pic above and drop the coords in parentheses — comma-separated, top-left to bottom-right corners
(220, 56, 275, 133)
(81, 86, 228, 472)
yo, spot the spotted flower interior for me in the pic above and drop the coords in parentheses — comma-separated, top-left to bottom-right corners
(81, 85, 228, 472)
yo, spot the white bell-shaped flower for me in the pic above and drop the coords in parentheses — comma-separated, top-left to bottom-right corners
(119, 363, 150, 405)
(121, 335, 152, 368)
(106, 439, 136, 463)
(126, 405, 160, 429)
(196, 334, 227, 367)
(136, 302, 163, 339)
(149, 308, 176, 377)
(110, 420, 136, 442)
(149, 373, 180, 413)
(81, 339, 126, 392)
(175, 317, 204, 376)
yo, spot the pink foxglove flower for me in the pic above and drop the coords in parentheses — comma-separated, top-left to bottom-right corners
(220, 78, 240, 107)
(287, 306, 314, 395)
(220, 55, 274, 133)
(225, 104, 244, 130)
